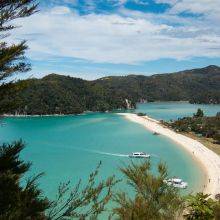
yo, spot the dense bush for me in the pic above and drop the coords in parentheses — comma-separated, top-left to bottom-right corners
(166, 110, 220, 144)
(137, 112, 147, 116)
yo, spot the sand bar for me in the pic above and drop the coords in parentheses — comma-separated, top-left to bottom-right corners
(118, 113, 220, 198)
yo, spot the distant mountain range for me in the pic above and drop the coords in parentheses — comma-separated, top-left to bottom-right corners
(0, 65, 220, 115)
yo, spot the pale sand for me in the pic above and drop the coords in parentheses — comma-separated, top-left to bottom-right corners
(118, 113, 220, 198)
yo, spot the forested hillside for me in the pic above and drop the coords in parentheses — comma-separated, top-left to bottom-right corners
(0, 65, 219, 115)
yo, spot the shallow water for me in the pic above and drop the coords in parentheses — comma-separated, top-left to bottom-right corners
(2, 102, 219, 217)
(135, 101, 220, 121)
(0, 112, 205, 200)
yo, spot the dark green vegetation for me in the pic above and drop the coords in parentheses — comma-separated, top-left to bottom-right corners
(1, 141, 220, 220)
(184, 193, 220, 220)
(165, 109, 220, 144)
(0, 1, 119, 218)
(0, 141, 50, 219)
(112, 162, 183, 219)
(1, 1, 220, 219)
(137, 112, 147, 116)
(0, 0, 38, 116)
(0, 74, 132, 115)
(0, 141, 118, 219)
(1, 65, 220, 115)
(0, 0, 37, 82)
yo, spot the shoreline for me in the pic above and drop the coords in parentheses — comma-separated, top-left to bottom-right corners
(181, 132, 220, 156)
(0, 113, 92, 118)
(118, 113, 220, 198)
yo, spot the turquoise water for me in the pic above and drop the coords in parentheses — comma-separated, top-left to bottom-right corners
(135, 101, 220, 121)
(0, 112, 205, 200)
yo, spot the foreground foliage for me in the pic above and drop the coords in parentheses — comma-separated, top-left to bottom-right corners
(1, 140, 220, 219)
(0, 140, 49, 219)
(0, 0, 39, 117)
(0, 0, 38, 82)
(113, 161, 183, 220)
(0, 141, 118, 220)
(184, 193, 220, 220)
(47, 162, 118, 220)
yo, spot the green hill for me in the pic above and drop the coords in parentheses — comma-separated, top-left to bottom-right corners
(0, 65, 220, 115)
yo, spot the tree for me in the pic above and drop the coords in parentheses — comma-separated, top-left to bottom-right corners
(194, 108, 204, 118)
(213, 201, 220, 220)
(0, 2, 118, 219)
(112, 161, 183, 220)
(0, 140, 50, 219)
(213, 132, 220, 144)
(0, 0, 39, 115)
(47, 162, 119, 220)
(0, 141, 118, 219)
(184, 193, 216, 220)
(137, 112, 146, 116)
(0, 4, 42, 216)
(0, 0, 38, 83)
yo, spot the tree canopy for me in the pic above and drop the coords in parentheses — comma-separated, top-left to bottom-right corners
(0, 0, 38, 83)
(113, 161, 183, 220)
(0, 141, 118, 220)
(0, 66, 220, 115)
(165, 109, 220, 144)
(194, 108, 204, 118)
(0, 140, 50, 219)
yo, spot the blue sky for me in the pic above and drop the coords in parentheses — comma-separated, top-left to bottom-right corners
(11, 0, 220, 79)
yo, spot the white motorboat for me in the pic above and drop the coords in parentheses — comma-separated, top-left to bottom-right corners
(129, 152, 150, 158)
(164, 178, 188, 189)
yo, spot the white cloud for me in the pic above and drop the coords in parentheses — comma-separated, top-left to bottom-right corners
(155, 0, 220, 19)
(168, 0, 220, 19)
(155, 0, 178, 5)
(50, 6, 72, 14)
(9, 4, 220, 64)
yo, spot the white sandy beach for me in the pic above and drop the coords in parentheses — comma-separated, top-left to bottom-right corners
(118, 113, 220, 198)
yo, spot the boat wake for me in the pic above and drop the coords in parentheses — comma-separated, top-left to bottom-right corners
(87, 150, 160, 159)
(70, 146, 128, 157)
(71, 146, 159, 159)
(90, 150, 129, 157)
(94, 151, 160, 159)
(150, 154, 160, 158)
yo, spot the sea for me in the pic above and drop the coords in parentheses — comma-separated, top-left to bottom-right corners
(0, 102, 219, 217)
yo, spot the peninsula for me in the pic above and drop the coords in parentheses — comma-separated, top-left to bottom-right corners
(118, 113, 220, 198)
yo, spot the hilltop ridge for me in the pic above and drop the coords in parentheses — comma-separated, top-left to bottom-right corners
(0, 65, 219, 115)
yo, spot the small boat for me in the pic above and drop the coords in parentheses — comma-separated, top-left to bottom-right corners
(153, 132, 160, 135)
(164, 178, 188, 189)
(129, 152, 150, 158)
